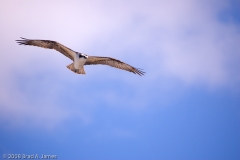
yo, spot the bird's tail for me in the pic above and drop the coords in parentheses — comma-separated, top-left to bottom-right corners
(66, 63, 86, 74)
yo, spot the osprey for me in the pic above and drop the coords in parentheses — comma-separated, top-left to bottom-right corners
(16, 37, 144, 76)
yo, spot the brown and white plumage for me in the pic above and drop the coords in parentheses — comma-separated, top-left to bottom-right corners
(85, 56, 144, 75)
(16, 37, 145, 76)
(16, 37, 74, 60)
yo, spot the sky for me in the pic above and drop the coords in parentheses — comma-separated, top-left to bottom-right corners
(0, 0, 240, 159)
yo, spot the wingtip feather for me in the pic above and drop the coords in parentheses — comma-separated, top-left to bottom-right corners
(134, 68, 145, 76)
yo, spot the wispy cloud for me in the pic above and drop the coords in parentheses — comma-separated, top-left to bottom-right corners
(0, 0, 239, 130)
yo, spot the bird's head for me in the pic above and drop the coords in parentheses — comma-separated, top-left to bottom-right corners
(77, 52, 88, 59)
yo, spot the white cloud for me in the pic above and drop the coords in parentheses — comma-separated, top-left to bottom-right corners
(0, 70, 93, 130)
(98, 0, 240, 86)
(0, 0, 239, 129)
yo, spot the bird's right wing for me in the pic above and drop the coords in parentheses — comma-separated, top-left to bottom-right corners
(16, 37, 74, 61)
(85, 56, 145, 76)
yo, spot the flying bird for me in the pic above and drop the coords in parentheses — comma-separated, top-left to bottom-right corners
(16, 37, 145, 76)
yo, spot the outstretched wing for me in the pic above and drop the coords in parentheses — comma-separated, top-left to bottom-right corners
(85, 56, 145, 76)
(16, 37, 74, 60)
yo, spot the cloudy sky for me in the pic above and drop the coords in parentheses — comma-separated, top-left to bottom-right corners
(0, 0, 239, 159)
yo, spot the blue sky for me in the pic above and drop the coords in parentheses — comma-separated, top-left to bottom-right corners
(0, 0, 239, 160)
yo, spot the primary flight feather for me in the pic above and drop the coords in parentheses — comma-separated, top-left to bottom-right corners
(16, 37, 145, 76)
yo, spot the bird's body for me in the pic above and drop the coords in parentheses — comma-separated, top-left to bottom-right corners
(73, 53, 88, 73)
(16, 37, 145, 76)
(74, 56, 86, 70)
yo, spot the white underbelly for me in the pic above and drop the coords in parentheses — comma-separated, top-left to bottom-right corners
(74, 58, 87, 69)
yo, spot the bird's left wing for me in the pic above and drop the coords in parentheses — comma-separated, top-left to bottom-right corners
(85, 56, 145, 76)
(16, 37, 74, 60)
